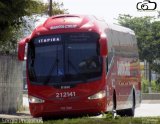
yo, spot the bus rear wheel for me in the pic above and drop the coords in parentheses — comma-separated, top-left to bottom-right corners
(117, 90, 136, 117)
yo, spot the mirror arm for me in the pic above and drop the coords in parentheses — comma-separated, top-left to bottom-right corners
(18, 38, 28, 61)
(99, 33, 108, 56)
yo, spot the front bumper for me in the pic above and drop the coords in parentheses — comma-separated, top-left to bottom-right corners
(29, 97, 107, 117)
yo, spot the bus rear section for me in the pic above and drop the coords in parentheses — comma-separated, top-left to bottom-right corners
(25, 31, 108, 118)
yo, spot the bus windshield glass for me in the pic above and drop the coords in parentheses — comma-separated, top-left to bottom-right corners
(27, 32, 102, 85)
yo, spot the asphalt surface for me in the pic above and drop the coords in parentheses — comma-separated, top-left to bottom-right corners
(135, 101, 160, 117)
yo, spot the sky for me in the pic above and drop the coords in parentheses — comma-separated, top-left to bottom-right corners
(41, 0, 160, 24)
(59, 0, 160, 23)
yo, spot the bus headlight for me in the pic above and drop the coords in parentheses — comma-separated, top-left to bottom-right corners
(28, 95, 45, 103)
(88, 90, 106, 100)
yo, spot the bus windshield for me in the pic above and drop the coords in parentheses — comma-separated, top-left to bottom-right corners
(27, 32, 102, 85)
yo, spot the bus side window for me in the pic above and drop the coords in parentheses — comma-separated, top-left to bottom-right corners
(106, 57, 108, 74)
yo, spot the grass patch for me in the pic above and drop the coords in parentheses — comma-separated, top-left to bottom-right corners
(0, 113, 160, 124)
(43, 116, 160, 124)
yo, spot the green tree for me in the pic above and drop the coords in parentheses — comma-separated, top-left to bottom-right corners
(0, 0, 67, 54)
(150, 21, 160, 83)
(117, 14, 160, 82)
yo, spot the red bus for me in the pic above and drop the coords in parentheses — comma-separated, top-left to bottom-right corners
(18, 14, 141, 119)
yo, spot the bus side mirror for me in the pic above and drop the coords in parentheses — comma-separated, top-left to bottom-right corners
(18, 38, 28, 61)
(99, 34, 108, 56)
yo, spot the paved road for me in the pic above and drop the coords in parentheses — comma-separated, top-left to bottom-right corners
(135, 101, 160, 117)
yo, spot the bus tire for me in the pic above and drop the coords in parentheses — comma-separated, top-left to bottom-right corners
(112, 90, 117, 117)
(127, 90, 136, 116)
(117, 90, 136, 117)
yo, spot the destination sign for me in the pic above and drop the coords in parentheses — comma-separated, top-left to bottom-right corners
(35, 35, 61, 44)
(69, 34, 91, 42)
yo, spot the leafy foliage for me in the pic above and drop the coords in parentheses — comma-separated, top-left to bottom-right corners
(51, 2, 68, 15)
(0, 0, 67, 54)
(142, 78, 160, 93)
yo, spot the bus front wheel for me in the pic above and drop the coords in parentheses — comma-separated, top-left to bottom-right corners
(112, 90, 117, 117)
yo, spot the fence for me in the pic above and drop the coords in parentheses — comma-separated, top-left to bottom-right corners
(0, 54, 23, 114)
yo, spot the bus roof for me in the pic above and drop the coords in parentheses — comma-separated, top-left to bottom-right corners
(33, 14, 135, 38)
(106, 23, 135, 35)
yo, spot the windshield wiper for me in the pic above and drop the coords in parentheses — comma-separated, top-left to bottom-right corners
(44, 59, 59, 84)
(29, 65, 37, 81)
(28, 43, 37, 81)
(68, 59, 79, 73)
(68, 59, 88, 82)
